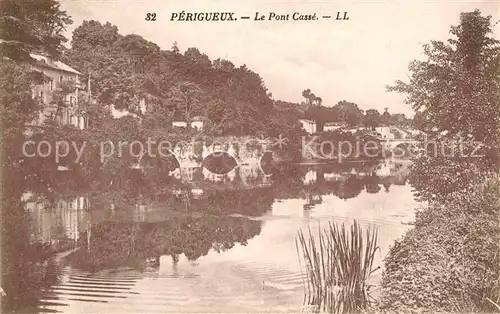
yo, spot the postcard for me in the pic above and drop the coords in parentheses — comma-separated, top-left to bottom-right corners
(1, 0, 499, 313)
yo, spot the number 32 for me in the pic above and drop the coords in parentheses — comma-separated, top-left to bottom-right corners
(146, 13, 156, 21)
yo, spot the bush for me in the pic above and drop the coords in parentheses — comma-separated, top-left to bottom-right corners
(380, 174, 500, 312)
(408, 140, 494, 203)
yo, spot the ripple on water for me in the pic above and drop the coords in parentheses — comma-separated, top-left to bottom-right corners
(37, 260, 309, 313)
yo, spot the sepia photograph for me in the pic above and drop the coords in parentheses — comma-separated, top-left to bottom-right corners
(1, 0, 499, 313)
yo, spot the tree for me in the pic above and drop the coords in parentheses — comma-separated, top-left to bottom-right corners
(388, 10, 500, 202)
(71, 21, 119, 51)
(184, 47, 211, 68)
(388, 10, 500, 148)
(171, 41, 179, 53)
(212, 58, 234, 71)
(0, 0, 72, 166)
(302, 89, 318, 106)
(67, 21, 162, 113)
(0, 61, 40, 163)
(0, 0, 72, 62)
(412, 111, 428, 131)
(169, 82, 206, 128)
(364, 109, 381, 129)
(381, 107, 392, 125)
(302, 89, 311, 104)
(335, 100, 363, 127)
(392, 113, 407, 126)
(47, 80, 77, 122)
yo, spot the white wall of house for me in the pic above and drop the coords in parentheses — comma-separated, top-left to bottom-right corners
(109, 99, 147, 123)
(172, 121, 188, 128)
(31, 55, 84, 129)
(324, 123, 346, 132)
(190, 120, 203, 131)
(375, 126, 396, 139)
(406, 128, 421, 136)
(110, 106, 135, 119)
(299, 119, 316, 134)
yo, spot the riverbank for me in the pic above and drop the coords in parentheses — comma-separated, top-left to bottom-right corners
(380, 175, 500, 312)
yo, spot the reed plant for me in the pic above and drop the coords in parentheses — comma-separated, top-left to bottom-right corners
(296, 220, 379, 313)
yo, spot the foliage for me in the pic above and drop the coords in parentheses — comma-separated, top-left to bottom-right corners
(335, 101, 364, 127)
(408, 139, 493, 203)
(381, 174, 500, 313)
(46, 79, 78, 122)
(296, 220, 379, 313)
(302, 89, 322, 106)
(67, 215, 262, 270)
(308, 131, 384, 161)
(169, 81, 206, 123)
(412, 111, 428, 131)
(0, 0, 72, 61)
(65, 20, 273, 136)
(0, 0, 72, 171)
(363, 109, 381, 129)
(0, 60, 41, 165)
(387, 10, 500, 150)
(401, 10, 500, 203)
(382, 11, 500, 313)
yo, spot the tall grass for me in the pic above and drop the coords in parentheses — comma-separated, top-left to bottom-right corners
(296, 220, 379, 313)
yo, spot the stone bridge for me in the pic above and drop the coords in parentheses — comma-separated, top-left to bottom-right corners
(133, 136, 277, 171)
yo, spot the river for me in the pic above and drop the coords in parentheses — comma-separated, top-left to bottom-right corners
(1, 159, 419, 313)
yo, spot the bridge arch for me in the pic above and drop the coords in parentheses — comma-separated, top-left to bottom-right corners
(259, 150, 276, 177)
(210, 149, 239, 166)
(202, 150, 238, 175)
(135, 150, 181, 171)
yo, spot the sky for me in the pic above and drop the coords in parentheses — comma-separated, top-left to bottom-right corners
(59, 0, 500, 117)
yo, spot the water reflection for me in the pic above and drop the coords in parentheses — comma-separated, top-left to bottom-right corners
(24, 193, 90, 252)
(67, 216, 262, 271)
(2, 159, 414, 313)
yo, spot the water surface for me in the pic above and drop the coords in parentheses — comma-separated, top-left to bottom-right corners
(2, 159, 419, 313)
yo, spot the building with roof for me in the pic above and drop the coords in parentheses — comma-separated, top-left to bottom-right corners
(172, 120, 188, 128)
(375, 126, 396, 140)
(299, 119, 316, 134)
(109, 98, 147, 120)
(30, 54, 86, 129)
(324, 121, 347, 132)
(190, 116, 204, 131)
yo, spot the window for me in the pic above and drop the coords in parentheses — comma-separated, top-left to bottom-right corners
(40, 91, 44, 103)
(50, 80, 53, 90)
(60, 76, 63, 83)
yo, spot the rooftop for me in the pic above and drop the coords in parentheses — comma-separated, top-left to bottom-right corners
(324, 121, 346, 126)
(31, 53, 81, 75)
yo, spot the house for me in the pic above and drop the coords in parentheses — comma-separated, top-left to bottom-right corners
(109, 98, 146, 120)
(172, 121, 188, 128)
(190, 116, 204, 131)
(30, 54, 85, 129)
(324, 121, 347, 132)
(375, 126, 396, 140)
(406, 128, 422, 136)
(299, 119, 316, 134)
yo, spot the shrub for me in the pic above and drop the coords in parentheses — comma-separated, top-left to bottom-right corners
(380, 175, 500, 312)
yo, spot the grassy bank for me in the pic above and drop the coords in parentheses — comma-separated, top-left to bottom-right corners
(380, 175, 500, 312)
